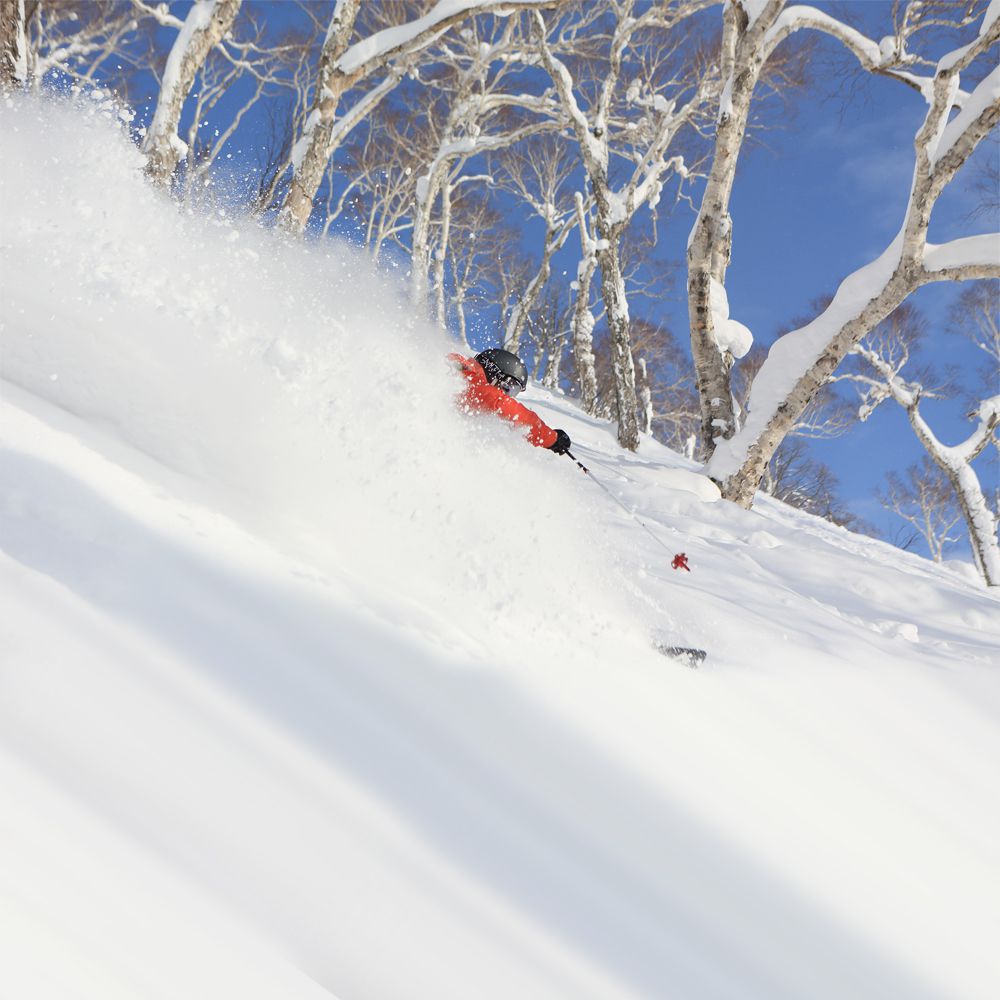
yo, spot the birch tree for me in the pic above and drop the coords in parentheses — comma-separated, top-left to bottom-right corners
(843, 302, 1000, 586)
(327, 105, 423, 260)
(408, 15, 559, 315)
(879, 458, 965, 564)
(141, 0, 243, 187)
(492, 135, 578, 354)
(688, 0, 944, 460)
(707, 1, 1000, 506)
(0, 0, 28, 90)
(278, 0, 555, 236)
(10, 1, 147, 94)
(570, 190, 600, 413)
(535, 0, 716, 450)
(178, 9, 312, 204)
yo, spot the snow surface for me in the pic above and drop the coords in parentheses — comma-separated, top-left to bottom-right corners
(2, 96, 1000, 1000)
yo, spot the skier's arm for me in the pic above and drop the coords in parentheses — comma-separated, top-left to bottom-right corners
(473, 384, 559, 449)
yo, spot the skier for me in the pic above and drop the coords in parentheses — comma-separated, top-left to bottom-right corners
(449, 348, 572, 455)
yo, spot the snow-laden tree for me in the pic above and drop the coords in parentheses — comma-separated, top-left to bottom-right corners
(568, 189, 601, 413)
(879, 456, 966, 564)
(491, 134, 579, 355)
(534, 0, 717, 450)
(688, 0, 792, 453)
(140, 0, 243, 187)
(724, 337, 860, 524)
(320, 103, 422, 259)
(175, 6, 314, 205)
(0, 0, 28, 89)
(407, 14, 559, 318)
(704, 0, 1000, 507)
(277, 0, 556, 237)
(841, 300, 999, 586)
(442, 189, 521, 346)
(686, 0, 928, 458)
(6, 1, 149, 95)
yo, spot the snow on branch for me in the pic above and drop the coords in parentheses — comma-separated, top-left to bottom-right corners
(938, 0, 1000, 72)
(931, 62, 1000, 169)
(142, 0, 242, 186)
(845, 325, 1000, 585)
(762, 3, 955, 101)
(764, 5, 882, 67)
(923, 234, 1000, 281)
(129, 0, 186, 31)
(533, 11, 605, 168)
(281, 0, 557, 235)
(337, 0, 554, 76)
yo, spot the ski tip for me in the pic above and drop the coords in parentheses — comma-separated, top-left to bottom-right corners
(655, 644, 707, 667)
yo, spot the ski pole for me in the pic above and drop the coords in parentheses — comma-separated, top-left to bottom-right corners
(565, 450, 690, 568)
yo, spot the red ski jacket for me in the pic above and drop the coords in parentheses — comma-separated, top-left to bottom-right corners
(449, 353, 558, 449)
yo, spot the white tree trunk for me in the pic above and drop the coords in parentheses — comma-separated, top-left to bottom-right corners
(541, 328, 565, 389)
(279, 0, 361, 234)
(0, 0, 27, 90)
(142, 0, 242, 187)
(411, 143, 461, 310)
(687, 0, 783, 454)
(597, 233, 640, 450)
(852, 337, 1000, 586)
(909, 400, 999, 586)
(571, 194, 599, 414)
(637, 358, 653, 435)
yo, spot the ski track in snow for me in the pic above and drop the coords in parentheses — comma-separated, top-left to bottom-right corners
(2, 96, 1000, 1000)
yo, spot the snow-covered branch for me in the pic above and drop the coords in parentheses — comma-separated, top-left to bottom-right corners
(129, 0, 185, 31)
(845, 320, 1000, 586)
(141, 0, 243, 187)
(537, 0, 716, 449)
(279, 0, 557, 235)
(930, 60, 1000, 173)
(923, 234, 1000, 282)
(706, 0, 1000, 508)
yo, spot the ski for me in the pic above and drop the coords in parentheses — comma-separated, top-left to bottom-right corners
(655, 644, 707, 667)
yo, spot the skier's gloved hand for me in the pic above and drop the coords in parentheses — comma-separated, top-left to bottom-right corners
(548, 429, 572, 455)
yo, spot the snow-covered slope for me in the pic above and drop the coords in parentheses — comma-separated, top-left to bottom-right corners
(2, 96, 999, 1000)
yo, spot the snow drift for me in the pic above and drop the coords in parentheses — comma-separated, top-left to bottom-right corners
(2, 95, 1000, 1000)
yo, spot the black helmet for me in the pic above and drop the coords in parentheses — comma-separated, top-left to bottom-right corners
(475, 348, 528, 395)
